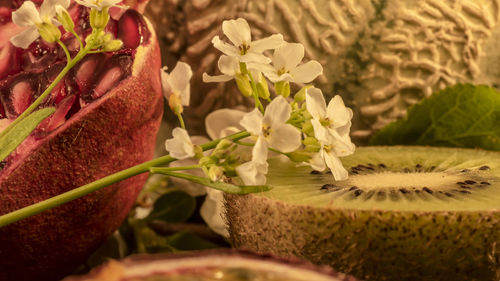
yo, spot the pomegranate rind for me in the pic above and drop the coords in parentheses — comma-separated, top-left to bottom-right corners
(0, 17, 163, 281)
(63, 249, 359, 281)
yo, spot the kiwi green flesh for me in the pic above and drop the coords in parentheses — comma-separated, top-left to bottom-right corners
(263, 146, 500, 211)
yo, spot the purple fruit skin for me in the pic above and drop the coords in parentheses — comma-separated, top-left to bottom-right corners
(0, 19, 163, 281)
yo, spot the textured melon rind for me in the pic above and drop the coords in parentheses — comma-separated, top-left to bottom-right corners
(226, 178, 500, 281)
(0, 18, 163, 281)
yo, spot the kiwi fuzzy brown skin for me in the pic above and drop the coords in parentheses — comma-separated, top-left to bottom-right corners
(0, 17, 163, 281)
(225, 146, 500, 281)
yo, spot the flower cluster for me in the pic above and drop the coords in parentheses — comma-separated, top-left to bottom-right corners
(162, 18, 355, 187)
(10, 0, 125, 50)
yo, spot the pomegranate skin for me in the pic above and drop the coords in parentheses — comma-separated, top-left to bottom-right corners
(0, 18, 163, 281)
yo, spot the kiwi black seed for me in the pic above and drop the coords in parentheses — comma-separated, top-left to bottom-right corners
(226, 146, 500, 281)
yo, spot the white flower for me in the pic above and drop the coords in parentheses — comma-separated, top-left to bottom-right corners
(200, 187, 228, 237)
(308, 131, 354, 181)
(202, 55, 240, 83)
(306, 87, 353, 143)
(161, 62, 193, 107)
(240, 96, 302, 154)
(235, 137, 269, 185)
(11, 0, 70, 49)
(75, 0, 124, 11)
(212, 18, 284, 64)
(164, 127, 195, 160)
(261, 42, 323, 83)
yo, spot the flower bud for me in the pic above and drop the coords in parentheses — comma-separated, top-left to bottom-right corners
(208, 165, 223, 182)
(294, 85, 313, 102)
(103, 39, 123, 52)
(303, 137, 319, 146)
(301, 120, 315, 137)
(215, 139, 233, 151)
(90, 7, 110, 30)
(235, 73, 252, 97)
(199, 156, 216, 167)
(55, 5, 74, 33)
(168, 94, 184, 115)
(275, 81, 290, 98)
(37, 22, 61, 43)
(193, 145, 204, 159)
(288, 150, 313, 162)
(256, 75, 270, 100)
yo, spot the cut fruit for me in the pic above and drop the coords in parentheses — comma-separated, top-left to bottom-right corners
(226, 146, 500, 281)
(0, 1, 163, 281)
(62, 250, 358, 281)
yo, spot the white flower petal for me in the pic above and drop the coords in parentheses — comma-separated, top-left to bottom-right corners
(40, 0, 69, 18)
(218, 55, 239, 76)
(165, 127, 195, 159)
(200, 188, 228, 237)
(263, 96, 291, 127)
(202, 73, 234, 83)
(274, 43, 304, 71)
(160, 67, 172, 98)
(328, 130, 356, 157)
(307, 152, 326, 171)
(268, 124, 301, 153)
(252, 137, 269, 164)
(240, 108, 263, 136)
(289, 60, 323, 83)
(236, 160, 268, 186)
(222, 18, 251, 47)
(10, 27, 39, 49)
(12, 1, 41, 27)
(305, 87, 327, 120)
(310, 118, 329, 143)
(168, 61, 192, 106)
(212, 36, 240, 57)
(205, 108, 246, 140)
(323, 150, 348, 181)
(327, 95, 353, 129)
(250, 34, 284, 53)
(240, 52, 271, 64)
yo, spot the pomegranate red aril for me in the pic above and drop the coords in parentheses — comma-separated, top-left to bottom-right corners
(118, 10, 150, 49)
(0, 2, 163, 281)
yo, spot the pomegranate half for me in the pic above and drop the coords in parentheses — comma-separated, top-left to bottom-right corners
(0, 1, 163, 281)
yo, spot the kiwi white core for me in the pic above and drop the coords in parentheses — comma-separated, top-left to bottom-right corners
(349, 172, 461, 190)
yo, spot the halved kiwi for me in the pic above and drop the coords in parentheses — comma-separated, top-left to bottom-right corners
(225, 146, 500, 281)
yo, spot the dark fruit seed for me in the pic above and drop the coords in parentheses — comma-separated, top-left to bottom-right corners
(415, 190, 421, 194)
(423, 187, 433, 194)
(350, 171, 358, 175)
(376, 191, 386, 200)
(349, 186, 358, 191)
(416, 164, 422, 169)
(430, 166, 436, 170)
(310, 170, 321, 175)
(461, 169, 470, 173)
(0, 160, 5, 169)
(364, 191, 375, 200)
(367, 163, 374, 167)
(481, 181, 491, 185)
(479, 165, 490, 170)
(444, 192, 453, 197)
(366, 166, 374, 171)
(378, 163, 387, 168)
(456, 182, 465, 185)
(354, 190, 363, 197)
(403, 168, 410, 173)
(464, 180, 476, 185)
(460, 190, 472, 194)
(399, 188, 409, 194)
(320, 184, 334, 190)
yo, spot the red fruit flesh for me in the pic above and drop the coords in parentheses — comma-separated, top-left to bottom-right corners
(0, 2, 163, 281)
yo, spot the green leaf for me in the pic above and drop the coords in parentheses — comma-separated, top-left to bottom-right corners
(370, 84, 500, 150)
(0, 107, 55, 161)
(166, 231, 220, 251)
(144, 190, 196, 223)
(150, 168, 272, 194)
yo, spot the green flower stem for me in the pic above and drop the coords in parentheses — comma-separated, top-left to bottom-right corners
(0, 44, 92, 141)
(0, 131, 250, 228)
(150, 164, 201, 172)
(57, 40, 71, 62)
(176, 112, 186, 129)
(235, 140, 288, 156)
